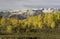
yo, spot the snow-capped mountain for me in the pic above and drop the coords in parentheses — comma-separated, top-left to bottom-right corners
(0, 8, 58, 20)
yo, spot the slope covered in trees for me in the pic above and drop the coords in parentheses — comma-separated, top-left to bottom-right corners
(0, 12, 60, 34)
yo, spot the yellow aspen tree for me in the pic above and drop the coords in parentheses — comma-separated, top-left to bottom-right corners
(10, 18, 19, 27)
(51, 21, 55, 28)
(7, 25, 12, 33)
(0, 18, 6, 27)
(37, 22, 43, 29)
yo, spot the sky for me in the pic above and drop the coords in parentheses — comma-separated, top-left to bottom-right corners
(0, 0, 60, 10)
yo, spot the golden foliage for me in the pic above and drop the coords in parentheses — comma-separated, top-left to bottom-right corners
(7, 25, 12, 33)
(0, 12, 60, 30)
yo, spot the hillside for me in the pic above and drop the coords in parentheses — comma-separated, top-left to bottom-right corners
(0, 12, 60, 34)
(0, 11, 60, 39)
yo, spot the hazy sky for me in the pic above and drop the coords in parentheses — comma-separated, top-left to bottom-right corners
(0, 0, 60, 10)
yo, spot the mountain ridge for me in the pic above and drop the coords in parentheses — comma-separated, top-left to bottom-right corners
(0, 8, 58, 20)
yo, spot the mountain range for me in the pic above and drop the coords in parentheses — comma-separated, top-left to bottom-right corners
(0, 8, 59, 20)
